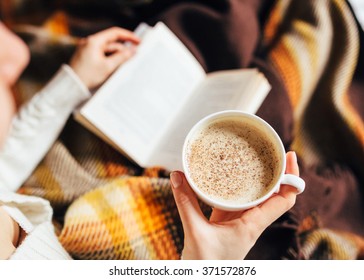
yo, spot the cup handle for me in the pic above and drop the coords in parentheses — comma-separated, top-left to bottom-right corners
(280, 174, 305, 194)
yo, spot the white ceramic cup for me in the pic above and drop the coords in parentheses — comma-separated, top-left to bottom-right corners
(182, 110, 305, 211)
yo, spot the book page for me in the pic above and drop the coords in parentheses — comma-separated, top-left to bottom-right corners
(147, 69, 271, 170)
(77, 22, 206, 167)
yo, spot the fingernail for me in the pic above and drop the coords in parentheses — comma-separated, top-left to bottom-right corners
(170, 171, 183, 189)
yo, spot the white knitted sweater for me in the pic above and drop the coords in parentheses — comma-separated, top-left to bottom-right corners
(0, 65, 90, 259)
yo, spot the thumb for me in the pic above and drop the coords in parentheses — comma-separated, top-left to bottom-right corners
(170, 171, 208, 229)
(106, 47, 134, 72)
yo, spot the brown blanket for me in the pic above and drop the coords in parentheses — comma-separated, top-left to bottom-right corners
(3, 0, 364, 259)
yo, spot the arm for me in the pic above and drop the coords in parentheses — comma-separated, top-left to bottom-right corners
(0, 27, 139, 192)
(0, 27, 139, 259)
(0, 65, 90, 192)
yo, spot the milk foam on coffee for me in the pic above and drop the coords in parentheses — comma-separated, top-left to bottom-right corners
(186, 117, 280, 204)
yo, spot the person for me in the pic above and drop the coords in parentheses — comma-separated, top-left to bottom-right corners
(0, 21, 302, 260)
(0, 21, 140, 259)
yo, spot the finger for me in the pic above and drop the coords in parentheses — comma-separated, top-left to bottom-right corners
(236, 188, 297, 238)
(255, 151, 300, 221)
(91, 27, 140, 45)
(105, 42, 137, 56)
(281, 151, 301, 196)
(237, 152, 300, 234)
(105, 48, 134, 72)
(104, 42, 127, 55)
(285, 151, 299, 176)
(170, 171, 208, 229)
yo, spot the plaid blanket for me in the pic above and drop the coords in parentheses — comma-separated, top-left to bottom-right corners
(2, 0, 364, 259)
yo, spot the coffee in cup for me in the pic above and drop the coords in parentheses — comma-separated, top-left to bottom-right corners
(182, 110, 305, 211)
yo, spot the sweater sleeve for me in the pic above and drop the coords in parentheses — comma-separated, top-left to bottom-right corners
(0, 191, 72, 259)
(0, 65, 91, 192)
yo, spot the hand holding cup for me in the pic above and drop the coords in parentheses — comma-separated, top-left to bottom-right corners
(170, 110, 305, 259)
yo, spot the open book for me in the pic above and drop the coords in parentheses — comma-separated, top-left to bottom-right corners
(74, 22, 271, 171)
